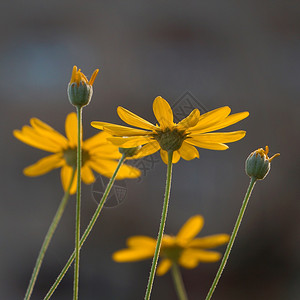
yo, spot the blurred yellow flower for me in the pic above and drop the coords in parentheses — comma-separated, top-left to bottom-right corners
(113, 215, 229, 275)
(14, 112, 141, 194)
(91, 96, 249, 164)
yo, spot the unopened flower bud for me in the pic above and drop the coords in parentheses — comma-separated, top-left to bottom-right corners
(119, 146, 142, 158)
(245, 146, 280, 180)
(67, 66, 99, 107)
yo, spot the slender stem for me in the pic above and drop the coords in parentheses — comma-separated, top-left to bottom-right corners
(171, 264, 188, 300)
(24, 169, 76, 300)
(144, 151, 173, 300)
(73, 106, 82, 300)
(43, 155, 126, 300)
(205, 177, 257, 300)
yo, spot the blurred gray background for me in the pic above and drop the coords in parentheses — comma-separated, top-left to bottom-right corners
(1, 0, 299, 299)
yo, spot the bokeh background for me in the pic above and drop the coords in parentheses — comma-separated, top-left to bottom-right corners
(1, 1, 299, 299)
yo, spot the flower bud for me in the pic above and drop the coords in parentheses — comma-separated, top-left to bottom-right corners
(119, 146, 142, 158)
(245, 146, 280, 180)
(67, 66, 99, 107)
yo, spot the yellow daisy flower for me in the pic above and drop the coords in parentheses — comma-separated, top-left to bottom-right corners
(13, 113, 141, 194)
(91, 96, 249, 164)
(113, 215, 230, 276)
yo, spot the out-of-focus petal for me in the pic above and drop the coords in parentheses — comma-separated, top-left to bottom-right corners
(176, 215, 204, 245)
(13, 127, 62, 153)
(30, 118, 68, 148)
(65, 112, 78, 147)
(81, 164, 95, 184)
(89, 159, 141, 179)
(61, 165, 77, 194)
(112, 248, 154, 262)
(23, 154, 64, 176)
(189, 234, 230, 249)
(157, 259, 172, 276)
(126, 236, 156, 249)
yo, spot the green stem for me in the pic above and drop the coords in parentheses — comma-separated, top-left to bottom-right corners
(24, 169, 76, 300)
(43, 155, 126, 300)
(73, 106, 82, 300)
(205, 177, 257, 300)
(171, 264, 188, 300)
(144, 151, 173, 300)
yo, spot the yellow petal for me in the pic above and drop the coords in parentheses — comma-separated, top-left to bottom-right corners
(178, 141, 199, 160)
(126, 236, 156, 249)
(176, 215, 204, 245)
(181, 249, 221, 263)
(23, 154, 64, 176)
(185, 137, 229, 150)
(189, 131, 246, 143)
(108, 136, 152, 147)
(160, 149, 181, 164)
(157, 259, 172, 276)
(30, 118, 68, 148)
(192, 111, 249, 134)
(153, 96, 174, 130)
(91, 122, 149, 136)
(81, 164, 95, 184)
(13, 128, 62, 153)
(162, 235, 177, 248)
(178, 251, 199, 269)
(89, 146, 122, 159)
(189, 234, 230, 249)
(61, 165, 77, 194)
(65, 112, 78, 147)
(83, 131, 112, 149)
(127, 141, 160, 160)
(190, 106, 231, 132)
(89, 159, 141, 179)
(177, 109, 200, 130)
(117, 106, 157, 130)
(112, 248, 154, 262)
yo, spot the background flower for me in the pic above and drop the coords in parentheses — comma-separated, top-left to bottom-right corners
(113, 215, 229, 275)
(14, 112, 140, 194)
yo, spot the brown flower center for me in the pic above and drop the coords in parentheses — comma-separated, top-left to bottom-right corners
(154, 128, 186, 152)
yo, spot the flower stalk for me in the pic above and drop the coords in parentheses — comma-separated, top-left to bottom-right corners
(24, 169, 76, 300)
(43, 154, 126, 300)
(144, 151, 173, 300)
(205, 177, 257, 300)
(171, 264, 188, 300)
(73, 106, 82, 300)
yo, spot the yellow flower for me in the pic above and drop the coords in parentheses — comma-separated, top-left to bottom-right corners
(113, 215, 230, 276)
(68, 66, 99, 107)
(13, 113, 141, 194)
(91, 96, 249, 164)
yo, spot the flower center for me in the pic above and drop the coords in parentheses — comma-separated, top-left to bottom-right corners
(154, 128, 186, 152)
(63, 147, 90, 169)
(161, 245, 183, 262)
